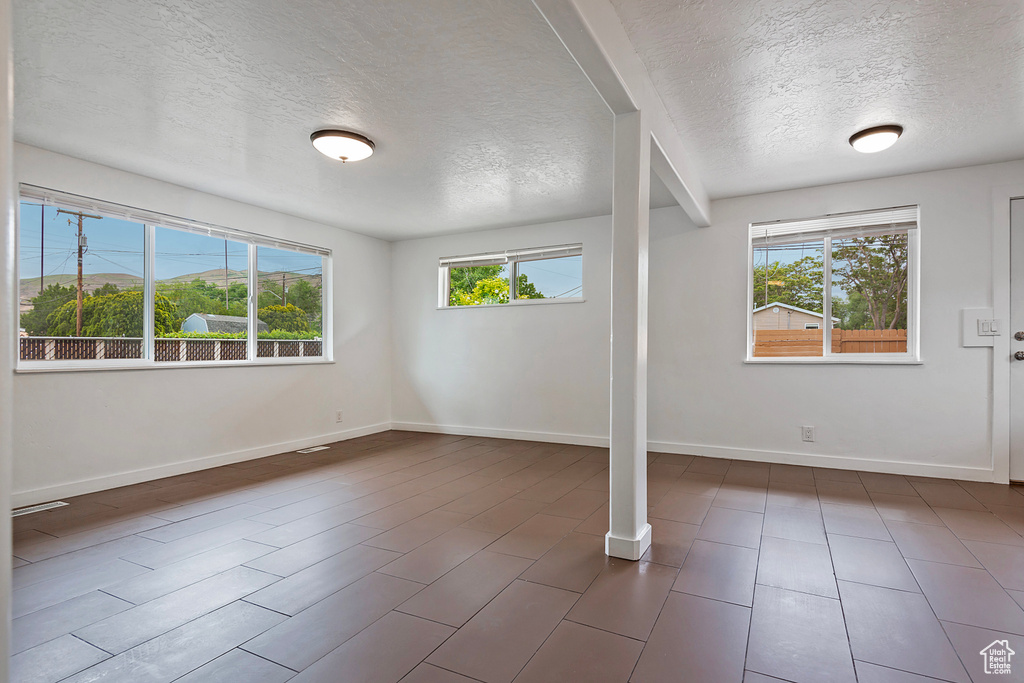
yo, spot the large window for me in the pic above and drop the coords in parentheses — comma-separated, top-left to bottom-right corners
(17, 185, 330, 368)
(439, 244, 583, 307)
(748, 206, 919, 362)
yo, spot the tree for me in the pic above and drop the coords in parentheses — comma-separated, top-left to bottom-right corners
(92, 282, 120, 297)
(258, 303, 310, 333)
(752, 254, 824, 312)
(47, 291, 176, 337)
(448, 265, 543, 305)
(20, 283, 76, 335)
(515, 274, 544, 300)
(831, 235, 908, 329)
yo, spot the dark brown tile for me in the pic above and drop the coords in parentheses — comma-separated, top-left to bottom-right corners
(244, 522, 383, 576)
(858, 472, 917, 496)
(687, 457, 732, 476)
(514, 620, 643, 683)
(631, 591, 749, 683)
(854, 661, 950, 682)
(907, 559, 1024, 634)
(762, 505, 826, 545)
(839, 581, 969, 682)
(910, 481, 987, 511)
(815, 480, 873, 507)
(670, 473, 723, 498)
(769, 463, 815, 486)
(246, 504, 367, 547)
(641, 518, 699, 567)
(542, 488, 609, 520)
(673, 540, 758, 607)
(566, 558, 676, 640)
(932, 507, 1024, 546)
(104, 539, 272, 603)
(756, 536, 838, 598)
(957, 481, 1024, 509)
(17, 516, 170, 562)
(812, 468, 861, 483)
(650, 490, 713, 525)
(13, 559, 150, 618)
(461, 499, 548, 535)
(514, 477, 580, 504)
(820, 503, 891, 541)
(174, 649, 294, 683)
(379, 527, 499, 584)
(696, 506, 763, 549)
(427, 580, 577, 683)
(398, 550, 533, 627)
(61, 601, 286, 683)
(244, 571, 424, 671)
(962, 539, 1024, 591)
(401, 663, 480, 683)
(488, 514, 580, 560)
(766, 482, 820, 511)
(364, 510, 472, 554)
(351, 494, 448, 530)
(11, 633, 110, 683)
(518, 532, 608, 593)
(246, 544, 401, 615)
(870, 493, 942, 525)
(746, 585, 855, 683)
(829, 534, 919, 592)
(940, 620, 1020, 683)
(712, 484, 767, 514)
(121, 519, 271, 569)
(885, 521, 983, 567)
(74, 566, 278, 654)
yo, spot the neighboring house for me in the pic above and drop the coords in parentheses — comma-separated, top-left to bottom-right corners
(181, 313, 269, 334)
(753, 302, 839, 331)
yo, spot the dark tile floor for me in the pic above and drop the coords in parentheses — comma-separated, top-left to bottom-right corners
(9, 431, 1024, 682)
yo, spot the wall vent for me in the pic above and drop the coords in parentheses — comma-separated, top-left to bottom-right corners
(296, 446, 330, 454)
(12, 501, 69, 517)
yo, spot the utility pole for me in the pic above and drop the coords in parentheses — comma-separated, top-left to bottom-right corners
(57, 209, 101, 336)
(281, 273, 287, 306)
(224, 241, 229, 310)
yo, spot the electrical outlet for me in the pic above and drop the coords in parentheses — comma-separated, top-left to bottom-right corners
(801, 426, 815, 442)
(335, 410, 343, 423)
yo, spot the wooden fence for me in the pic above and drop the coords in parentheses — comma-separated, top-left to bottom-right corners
(753, 329, 907, 357)
(20, 336, 322, 361)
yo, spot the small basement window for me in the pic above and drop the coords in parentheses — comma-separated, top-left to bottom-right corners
(749, 206, 919, 362)
(439, 244, 583, 307)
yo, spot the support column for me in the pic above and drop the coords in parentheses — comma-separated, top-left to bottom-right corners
(606, 110, 651, 560)
(0, 0, 13, 676)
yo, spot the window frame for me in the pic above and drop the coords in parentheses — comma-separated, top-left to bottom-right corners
(16, 184, 333, 372)
(438, 243, 585, 309)
(745, 206, 921, 364)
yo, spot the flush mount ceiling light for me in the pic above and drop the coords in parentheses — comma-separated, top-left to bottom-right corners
(849, 125, 903, 154)
(310, 130, 375, 162)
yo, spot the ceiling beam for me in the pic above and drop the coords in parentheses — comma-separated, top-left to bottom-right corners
(533, 0, 711, 227)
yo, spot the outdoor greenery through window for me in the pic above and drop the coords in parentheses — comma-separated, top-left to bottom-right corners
(749, 206, 918, 360)
(17, 186, 330, 367)
(441, 244, 583, 307)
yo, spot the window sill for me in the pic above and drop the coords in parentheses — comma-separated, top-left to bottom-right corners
(15, 358, 335, 373)
(744, 356, 922, 365)
(438, 297, 585, 310)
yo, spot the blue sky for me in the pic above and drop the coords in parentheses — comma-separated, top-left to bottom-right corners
(518, 255, 582, 298)
(18, 202, 322, 285)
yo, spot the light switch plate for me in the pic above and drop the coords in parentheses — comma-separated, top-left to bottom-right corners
(963, 308, 997, 347)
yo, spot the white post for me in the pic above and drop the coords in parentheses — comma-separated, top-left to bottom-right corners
(606, 109, 652, 560)
(0, 0, 14, 674)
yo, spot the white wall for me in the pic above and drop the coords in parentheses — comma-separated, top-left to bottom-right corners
(12, 144, 393, 505)
(649, 160, 1024, 481)
(391, 159, 1024, 482)
(391, 215, 611, 444)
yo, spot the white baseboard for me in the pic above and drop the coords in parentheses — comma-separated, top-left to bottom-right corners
(390, 421, 609, 448)
(11, 422, 392, 508)
(647, 441, 997, 483)
(393, 422, 996, 483)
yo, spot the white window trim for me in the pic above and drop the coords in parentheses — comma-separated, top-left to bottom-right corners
(746, 206, 921, 364)
(15, 185, 333, 371)
(438, 243, 585, 308)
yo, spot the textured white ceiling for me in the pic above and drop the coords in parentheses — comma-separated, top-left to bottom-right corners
(611, 0, 1024, 199)
(16, 0, 673, 240)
